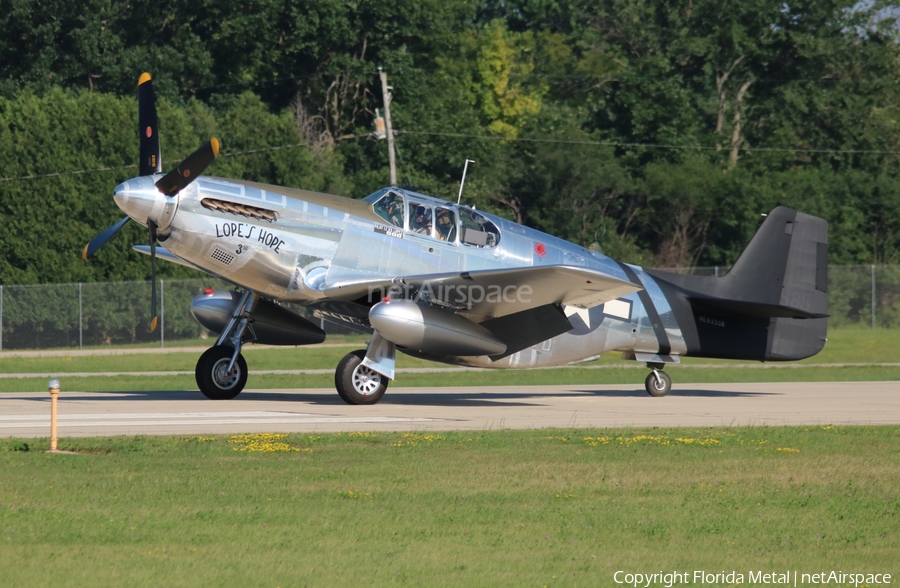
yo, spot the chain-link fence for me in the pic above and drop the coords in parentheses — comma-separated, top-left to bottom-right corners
(0, 278, 349, 351)
(0, 266, 897, 350)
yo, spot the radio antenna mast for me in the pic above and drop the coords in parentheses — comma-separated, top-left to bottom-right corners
(457, 159, 475, 205)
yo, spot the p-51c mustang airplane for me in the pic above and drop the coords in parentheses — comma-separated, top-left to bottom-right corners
(84, 73, 829, 404)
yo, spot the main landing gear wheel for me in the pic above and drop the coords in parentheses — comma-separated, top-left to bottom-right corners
(335, 350, 388, 405)
(644, 370, 672, 397)
(195, 345, 247, 400)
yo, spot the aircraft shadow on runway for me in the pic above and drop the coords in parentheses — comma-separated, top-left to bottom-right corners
(372, 388, 772, 405)
(8, 386, 771, 407)
(568, 388, 772, 398)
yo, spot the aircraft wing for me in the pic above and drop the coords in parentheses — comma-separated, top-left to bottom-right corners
(324, 265, 641, 321)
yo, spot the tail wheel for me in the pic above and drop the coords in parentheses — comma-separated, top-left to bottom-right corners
(644, 370, 672, 397)
(335, 350, 388, 405)
(196, 345, 247, 400)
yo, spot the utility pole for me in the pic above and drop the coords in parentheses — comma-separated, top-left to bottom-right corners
(378, 68, 397, 186)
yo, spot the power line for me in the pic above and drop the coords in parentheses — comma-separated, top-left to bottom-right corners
(0, 139, 361, 183)
(397, 130, 900, 154)
(2, 130, 897, 183)
(0, 164, 138, 183)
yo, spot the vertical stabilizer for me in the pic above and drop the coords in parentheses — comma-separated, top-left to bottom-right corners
(648, 207, 828, 361)
(718, 207, 828, 319)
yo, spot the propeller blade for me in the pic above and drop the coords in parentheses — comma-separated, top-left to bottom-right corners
(149, 220, 159, 332)
(155, 138, 220, 197)
(82, 216, 131, 260)
(138, 72, 162, 176)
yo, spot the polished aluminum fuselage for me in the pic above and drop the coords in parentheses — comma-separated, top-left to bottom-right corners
(115, 175, 687, 369)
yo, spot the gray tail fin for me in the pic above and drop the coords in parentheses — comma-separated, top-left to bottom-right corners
(649, 207, 828, 360)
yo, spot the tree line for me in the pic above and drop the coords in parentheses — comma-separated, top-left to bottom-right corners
(2, 0, 900, 286)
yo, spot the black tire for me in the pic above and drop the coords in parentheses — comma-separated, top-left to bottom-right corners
(644, 370, 672, 397)
(334, 350, 388, 405)
(195, 346, 247, 400)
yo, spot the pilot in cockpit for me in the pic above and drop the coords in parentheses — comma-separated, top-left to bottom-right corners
(376, 194, 404, 227)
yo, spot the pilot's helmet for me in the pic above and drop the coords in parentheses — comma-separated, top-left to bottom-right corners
(415, 205, 427, 218)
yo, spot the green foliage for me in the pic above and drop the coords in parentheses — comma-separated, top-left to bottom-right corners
(0, 89, 135, 283)
(1, 0, 900, 280)
(445, 19, 545, 138)
(0, 89, 345, 284)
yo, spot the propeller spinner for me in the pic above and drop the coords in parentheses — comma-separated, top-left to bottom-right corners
(83, 72, 219, 331)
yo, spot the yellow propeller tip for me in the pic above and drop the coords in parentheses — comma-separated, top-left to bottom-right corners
(138, 72, 152, 86)
(82, 243, 90, 260)
(150, 316, 159, 332)
(211, 137, 220, 157)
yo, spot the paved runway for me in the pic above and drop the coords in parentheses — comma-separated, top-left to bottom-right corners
(1, 381, 898, 438)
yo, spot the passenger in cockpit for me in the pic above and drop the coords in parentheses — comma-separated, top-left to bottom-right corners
(411, 205, 432, 235)
(436, 208, 456, 241)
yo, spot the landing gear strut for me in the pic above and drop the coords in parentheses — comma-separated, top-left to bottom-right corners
(196, 290, 256, 400)
(644, 363, 672, 397)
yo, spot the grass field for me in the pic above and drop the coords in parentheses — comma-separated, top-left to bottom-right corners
(1, 330, 898, 586)
(1, 427, 898, 587)
(0, 327, 898, 393)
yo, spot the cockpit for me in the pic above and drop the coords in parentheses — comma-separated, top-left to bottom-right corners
(365, 188, 500, 248)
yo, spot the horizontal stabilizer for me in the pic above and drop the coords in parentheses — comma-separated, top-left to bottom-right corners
(649, 207, 828, 319)
(688, 296, 828, 320)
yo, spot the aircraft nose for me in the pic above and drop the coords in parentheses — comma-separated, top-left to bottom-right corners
(113, 176, 177, 229)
